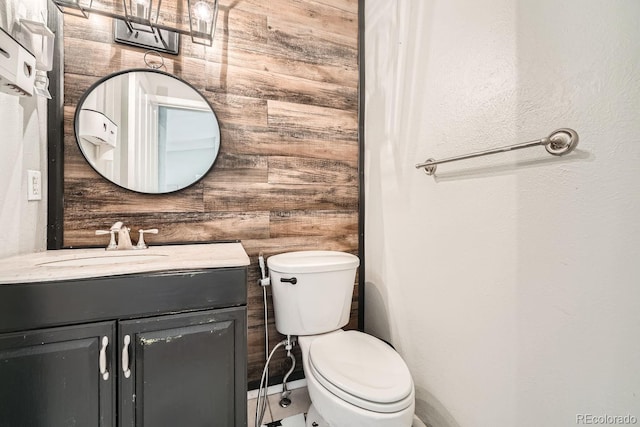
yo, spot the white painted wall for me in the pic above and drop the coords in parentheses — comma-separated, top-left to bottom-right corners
(0, 0, 48, 259)
(365, 1, 640, 426)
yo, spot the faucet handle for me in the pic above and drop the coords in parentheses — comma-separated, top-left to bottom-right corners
(136, 229, 158, 249)
(96, 229, 117, 250)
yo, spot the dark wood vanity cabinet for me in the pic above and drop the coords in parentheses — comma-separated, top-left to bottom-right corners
(0, 267, 248, 427)
(0, 322, 116, 427)
(119, 307, 245, 427)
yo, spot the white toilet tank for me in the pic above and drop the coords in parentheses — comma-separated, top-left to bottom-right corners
(267, 251, 360, 336)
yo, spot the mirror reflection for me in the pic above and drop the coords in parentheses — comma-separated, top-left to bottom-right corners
(75, 69, 220, 194)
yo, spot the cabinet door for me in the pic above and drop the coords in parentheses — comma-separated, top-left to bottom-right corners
(0, 322, 116, 427)
(119, 307, 247, 427)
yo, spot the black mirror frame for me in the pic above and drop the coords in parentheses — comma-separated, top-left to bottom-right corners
(73, 68, 221, 195)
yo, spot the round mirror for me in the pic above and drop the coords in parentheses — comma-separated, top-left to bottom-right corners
(74, 69, 220, 194)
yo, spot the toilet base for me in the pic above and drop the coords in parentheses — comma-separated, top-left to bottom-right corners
(305, 404, 329, 427)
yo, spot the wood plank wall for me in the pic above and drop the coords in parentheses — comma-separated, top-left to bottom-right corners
(61, 0, 360, 386)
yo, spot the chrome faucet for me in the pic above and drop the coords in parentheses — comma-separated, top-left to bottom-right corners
(112, 221, 134, 250)
(95, 221, 133, 250)
(96, 222, 159, 250)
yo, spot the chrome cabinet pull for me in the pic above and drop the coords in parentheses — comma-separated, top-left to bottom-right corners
(122, 335, 131, 379)
(99, 336, 109, 381)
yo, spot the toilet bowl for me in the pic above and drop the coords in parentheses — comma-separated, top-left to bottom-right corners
(267, 251, 415, 427)
(299, 330, 415, 427)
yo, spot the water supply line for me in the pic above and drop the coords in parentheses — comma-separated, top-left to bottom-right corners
(254, 253, 298, 426)
(256, 340, 287, 427)
(279, 336, 297, 408)
(255, 252, 271, 427)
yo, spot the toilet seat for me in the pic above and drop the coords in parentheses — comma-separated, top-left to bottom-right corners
(308, 331, 414, 413)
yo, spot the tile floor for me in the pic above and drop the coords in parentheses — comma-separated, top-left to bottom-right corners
(248, 386, 311, 427)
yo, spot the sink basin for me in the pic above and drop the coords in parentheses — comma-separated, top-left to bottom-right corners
(37, 254, 168, 268)
(0, 242, 250, 284)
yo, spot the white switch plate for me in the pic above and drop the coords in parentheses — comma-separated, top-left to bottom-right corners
(27, 170, 42, 201)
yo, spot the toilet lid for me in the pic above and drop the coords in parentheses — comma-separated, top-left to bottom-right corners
(308, 331, 413, 412)
(267, 251, 359, 274)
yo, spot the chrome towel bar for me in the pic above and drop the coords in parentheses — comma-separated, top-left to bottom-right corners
(415, 128, 579, 176)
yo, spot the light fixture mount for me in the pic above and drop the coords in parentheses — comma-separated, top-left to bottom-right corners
(113, 19, 180, 55)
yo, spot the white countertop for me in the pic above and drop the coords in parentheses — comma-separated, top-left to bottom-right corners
(0, 242, 250, 284)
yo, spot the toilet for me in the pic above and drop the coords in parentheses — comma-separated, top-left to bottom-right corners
(267, 251, 415, 427)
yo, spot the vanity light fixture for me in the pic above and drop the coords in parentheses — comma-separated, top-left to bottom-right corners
(123, 0, 159, 33)
(187, 0, 219, 46)
(50, 0, 220, 53)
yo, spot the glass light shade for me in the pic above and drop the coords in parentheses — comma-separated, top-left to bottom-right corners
(187, 0, 218, 46)
(132, 0, 151, 19)
(193, 2, 212, 32)
(123, 0, 159, 32)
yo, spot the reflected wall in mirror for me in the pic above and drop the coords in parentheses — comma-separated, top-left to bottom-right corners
(74, 69, 220, 194)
